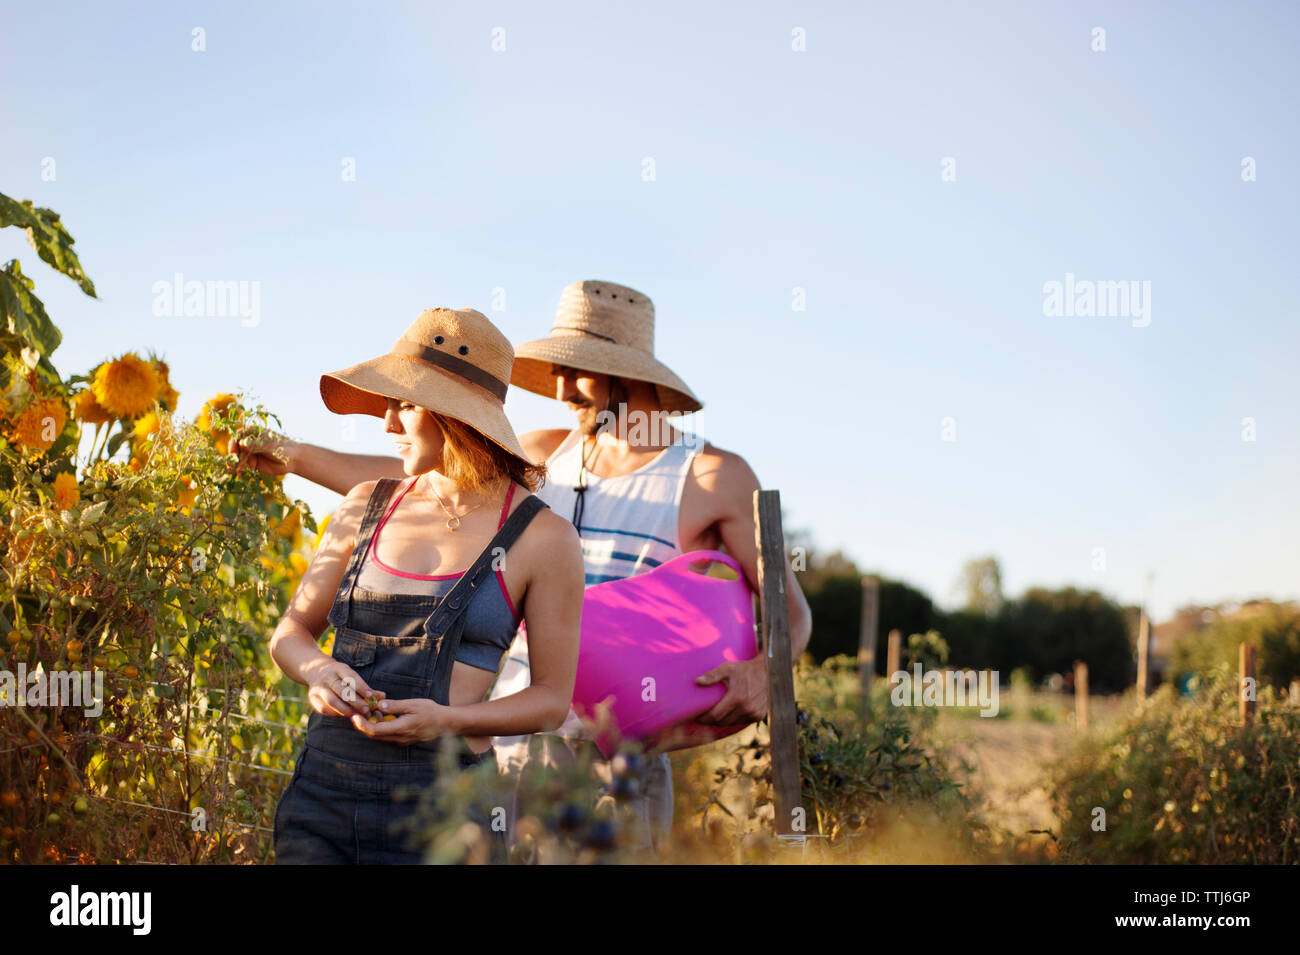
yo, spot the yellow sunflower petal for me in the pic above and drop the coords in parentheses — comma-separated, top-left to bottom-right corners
(92, 353, 159, 419)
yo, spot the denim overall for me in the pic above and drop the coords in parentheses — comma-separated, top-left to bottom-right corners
(274, 477, 547, 864)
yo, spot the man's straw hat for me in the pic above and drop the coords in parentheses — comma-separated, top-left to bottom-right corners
(320, 307, 531, 469)
(510, 280, 702, 413)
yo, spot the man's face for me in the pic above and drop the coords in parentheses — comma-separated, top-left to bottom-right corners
(551, 364, 613, 435)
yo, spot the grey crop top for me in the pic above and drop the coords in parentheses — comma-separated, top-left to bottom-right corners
(350, 478, 522, 672)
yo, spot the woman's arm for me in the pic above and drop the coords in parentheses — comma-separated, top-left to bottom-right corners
(356, 507, 584, 742)
(230, 430, 405, 496)
(269, 480, 386, 717)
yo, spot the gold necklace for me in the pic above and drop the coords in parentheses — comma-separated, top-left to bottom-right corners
(424, 476, 486, 532)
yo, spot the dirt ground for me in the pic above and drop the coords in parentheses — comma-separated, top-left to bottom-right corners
(931, 693, 1127, 840)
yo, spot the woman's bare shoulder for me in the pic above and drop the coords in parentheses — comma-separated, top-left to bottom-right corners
(513, 491, 581, 558)
(327, 479, 388, 543)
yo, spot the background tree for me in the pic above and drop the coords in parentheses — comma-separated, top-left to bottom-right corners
(957, 555, 1003, 617)
(996, 586, 1132, 692)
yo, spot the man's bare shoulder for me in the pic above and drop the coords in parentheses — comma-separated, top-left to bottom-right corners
(519, 429, 571, 465)
(690, 443, 760, 500)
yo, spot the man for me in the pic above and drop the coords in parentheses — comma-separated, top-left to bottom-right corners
(232, 280, 812, 850)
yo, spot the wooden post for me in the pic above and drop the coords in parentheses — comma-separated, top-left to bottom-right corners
(1074, 661, 1089, 732)
(1136, 570, 1153, 703)
(858, 577, 879, 695)
(886, 629, 901, 680)
(1136, 608, 1150, 702)
(754, 490, 800, 837)
(1239, 643, 1256, 726)
(1290, 679, 1300, 707)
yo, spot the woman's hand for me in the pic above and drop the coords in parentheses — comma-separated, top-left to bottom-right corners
(349, 696, 458, 745)
(230, 428, 298, 478)
(304, 659, 385, 718)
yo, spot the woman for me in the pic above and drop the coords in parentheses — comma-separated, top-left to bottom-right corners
(269, 306, 584, 864)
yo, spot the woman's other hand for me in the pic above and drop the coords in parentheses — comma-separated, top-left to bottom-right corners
(349, 697, 457, 745)
(304, 659, 385, 718)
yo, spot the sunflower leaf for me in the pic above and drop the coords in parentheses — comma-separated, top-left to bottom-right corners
(0, 193, 96, 297)
(0, 260, 62, 359)
(105, 429, 130, 459)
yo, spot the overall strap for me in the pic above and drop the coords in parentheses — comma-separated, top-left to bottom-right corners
(325, 478, 404, 629)
(425, 493, 549, 703)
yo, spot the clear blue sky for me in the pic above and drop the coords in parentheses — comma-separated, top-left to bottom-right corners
(3, 0, 1297, 622)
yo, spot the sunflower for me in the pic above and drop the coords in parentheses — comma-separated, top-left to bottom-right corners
(72, 389, 113, 425)
(92, 353, 159, 418)
(10, 397, 68, 453)
(288, 553, 309, 577)
(52, 472, 80, 510)
(151, 358, 179, 412)
(175, 475, 198, 513)
(197, 393, 240, 454)
(132, 410, 162, 442)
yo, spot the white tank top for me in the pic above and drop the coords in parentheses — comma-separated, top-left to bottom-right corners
(489, 428, 704, 741)
(539, 429, 699, 585)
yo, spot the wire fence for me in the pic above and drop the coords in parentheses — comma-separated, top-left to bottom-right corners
(4, 677, 316, 850)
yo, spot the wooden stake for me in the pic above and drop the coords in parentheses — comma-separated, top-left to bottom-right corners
(1074, 661, 1089, 732)
(1136, 607, 1150, 702)
(754, 490, 800, 836)
(1239, 643, 1256, 726)
(858, 577, 879, 696)
(886, 629, 902, 680)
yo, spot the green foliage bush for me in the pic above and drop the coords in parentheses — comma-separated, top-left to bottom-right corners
(0, 191, 310, 863)
(1047, 669, 1300, 863)
(1171, 601, 1300, 689)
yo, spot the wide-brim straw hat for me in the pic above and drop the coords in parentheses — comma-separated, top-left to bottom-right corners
(320, 307, 531, 469)
(511, 280, 703, 413)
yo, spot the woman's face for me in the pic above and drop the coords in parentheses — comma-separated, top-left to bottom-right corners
(383, 397, 445, 475)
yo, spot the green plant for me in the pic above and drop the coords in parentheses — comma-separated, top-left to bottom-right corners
(0, 191, 314, 863)
(1046, 668, 1300, 863)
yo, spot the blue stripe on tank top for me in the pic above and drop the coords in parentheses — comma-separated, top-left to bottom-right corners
(580, 549, 664, 568)
(576, 525, 676, 550)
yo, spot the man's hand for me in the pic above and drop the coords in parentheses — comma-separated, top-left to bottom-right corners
(693, 656, 769, 726)
(230, 428, 297, 478)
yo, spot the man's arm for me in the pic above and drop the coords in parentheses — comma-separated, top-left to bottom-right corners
(230, 431, 405, 495)
(690, 446, 812, 726)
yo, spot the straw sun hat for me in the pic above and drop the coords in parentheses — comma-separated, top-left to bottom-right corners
(319, 307, 531, 469)
(510, 280, 702, 413)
